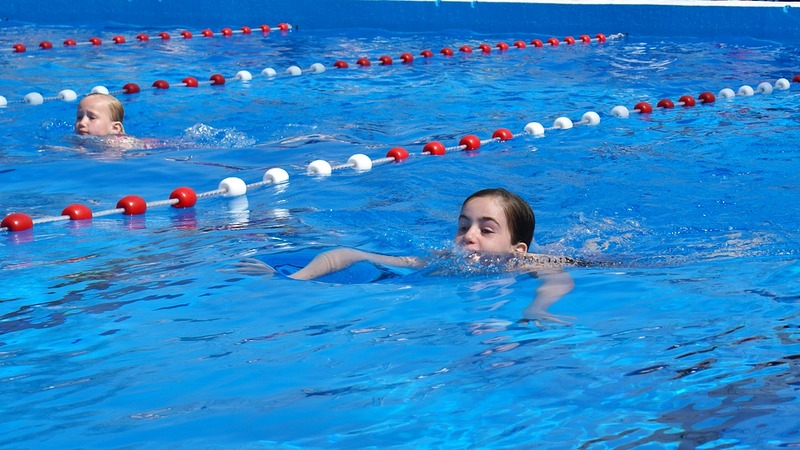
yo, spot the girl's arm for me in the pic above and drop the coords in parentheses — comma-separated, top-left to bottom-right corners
(518, 260, 576, 325)
(235, 249, 426, 280)
(521, 253, 575, 324)
(290, 248, 425, 280)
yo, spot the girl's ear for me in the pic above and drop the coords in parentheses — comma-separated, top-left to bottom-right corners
(513, 242, 528, 253)
(111, 121, 123, 134)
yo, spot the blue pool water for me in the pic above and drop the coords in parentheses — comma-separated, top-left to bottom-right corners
(2, 20, 800, 448)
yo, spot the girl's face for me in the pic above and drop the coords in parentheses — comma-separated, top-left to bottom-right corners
(75, 96, 122, 136)
(455, 196, 528, 254)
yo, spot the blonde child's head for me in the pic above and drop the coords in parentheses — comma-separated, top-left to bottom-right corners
(74, 93, 126, 136)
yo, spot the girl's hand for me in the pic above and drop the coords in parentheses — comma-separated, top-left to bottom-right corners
(230, 258, 277, 276)
(519, 306, 575, 327)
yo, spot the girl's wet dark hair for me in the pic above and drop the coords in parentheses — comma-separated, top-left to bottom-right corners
(463, 188, 535, 247)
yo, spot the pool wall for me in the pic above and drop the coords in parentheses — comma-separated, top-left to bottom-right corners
(2, 0, 800, 39)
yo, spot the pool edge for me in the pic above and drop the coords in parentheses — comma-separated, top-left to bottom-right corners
(2, 1, 799, 39)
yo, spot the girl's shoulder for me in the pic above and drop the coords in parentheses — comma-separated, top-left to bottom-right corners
(514, 252, 584, 269)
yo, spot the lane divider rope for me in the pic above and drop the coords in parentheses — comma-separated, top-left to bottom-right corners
(0, 32, 623, 107)
(8, 23, 293, 54)
(2, 74, 797, 235)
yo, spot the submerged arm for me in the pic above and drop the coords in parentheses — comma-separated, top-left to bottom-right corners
(290, 248, 426, 280)
(520, 267, 575, 325)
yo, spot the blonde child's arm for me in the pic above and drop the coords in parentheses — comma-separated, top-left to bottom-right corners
(289, 248, 425, 280)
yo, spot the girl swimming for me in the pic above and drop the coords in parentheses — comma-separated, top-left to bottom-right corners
(236, 188, 576, 325)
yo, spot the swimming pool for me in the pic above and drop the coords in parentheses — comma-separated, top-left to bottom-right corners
(2, 3, 800, 448)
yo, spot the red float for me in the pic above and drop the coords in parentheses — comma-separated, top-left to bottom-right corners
(564, 36, 576, 45)
(182, 77, 199, 87)
(440, 47, 453, 56)
(386, 147, 409, 161)
(1, 213, 33, 232)
(634, 102, 653, 114)
(459, 135, 481, 151)
(278, 23, 289, 31)
(170, 187, 197, 208)
(152, 80, 170, 89)
(89, 37, 102, 45)
(531, 39, 543, 47)
(459, 45, 473, 53)
(260, 25, 271, 33)
(379, 55, 393, 65)
(159, 32, 171, 40)
(492, 128, 514, 141)
(698, 92, 716, 104)
(333, 60, 349, 69)
(423, 141, 446, 156)
(123, 83, 141, 94)
(547, 37, 559, 46)
(241, 26, 252, 34)
(64, 39, 77, 46)
(12, 43, 26, 53)
(679, 95, 696, 107)
(111, 35, 125, 44)
(39, 41, 53, 50)
(579, 35, 591, 43)
(657, 98, 674, 109)
(420, 49, 433, 58)
(596, 33, 607, 43)
(793, 74, 800, 83)
(496, 42, 509, 51)
(221, 27, 233, 36)
(181, 30, 193, 39)
(202, 29, 214, 37)
(210, 74, 226, 85)
(61, 204, 93, 220)
(513, 40, 526, 48)
(117, 195, 147, 215)
(399, 52, 414, 63)
(479, 43, 491, 53)
(356, 57, 371, 66)
(136, 33, 149, 41)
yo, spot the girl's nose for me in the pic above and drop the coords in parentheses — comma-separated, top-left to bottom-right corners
(462, 226, 478, 243)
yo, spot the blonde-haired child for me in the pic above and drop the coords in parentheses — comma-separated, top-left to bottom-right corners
(74, 93, 126, 136)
